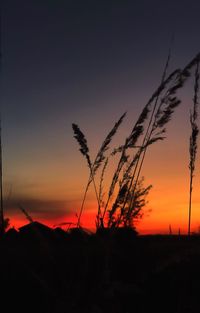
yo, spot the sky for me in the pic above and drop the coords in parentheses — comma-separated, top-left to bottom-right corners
(1, 0, 200, 233)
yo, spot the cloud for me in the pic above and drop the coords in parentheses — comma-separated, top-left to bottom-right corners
(4, 197, 76, 220)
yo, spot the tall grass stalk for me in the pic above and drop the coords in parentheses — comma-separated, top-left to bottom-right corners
(102, 106, 149, 223)
(94, 112, 126, 227)
(104, 64, 180, 226)
(121, 49, 173, 225)
(101, 89, 165, 222)
(72, 52, 200, 230)
(72, 123, 100, 227)
(105, 53, 200, 228)
(18, 205, 34, 223)
(72, 113, 126, 227)
(188, 61, 199, 236)
(125, 54, 200, 226)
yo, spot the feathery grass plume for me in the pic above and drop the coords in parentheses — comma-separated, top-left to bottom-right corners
(106, 152, 140, 226)
(111, 72, 179, 156)
(109, 68, 184, 227)
(18, 205, 34, 223)
(72, 123, 101, 227)
(93, 112, 126, 176)
(108, 177, 152, 228)
(103, 104, 155, 217)
(119, 159, 134, 189)
(151, 54, 200, 130)
(103, 129, 145, 223)
(123, 179, 152, 227)
(107, 183, 128, 228)
(114, 50, 177, 226)
(93, 112, 127, 228)
(188, 61, 199, 236)
(93, 112, 126, 227)
(125, 97, 181, 223)
(122, 181, 152, 227)
(72, 123, 92, 168)
(125, 54, 200, 223)
(102, 149, 129, 222)
(126, 100, 181, 222)
(72, 113, 126, 227)
(102, 65, 181, 226)
(73, 52, 200, 231)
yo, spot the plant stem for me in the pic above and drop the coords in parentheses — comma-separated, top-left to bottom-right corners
(123, 48, 173, 224)
(188, 173, 193, 236)
(77, 171, 100, 227)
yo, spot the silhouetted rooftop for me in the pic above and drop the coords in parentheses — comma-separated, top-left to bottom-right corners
(19, 221, 52, 233)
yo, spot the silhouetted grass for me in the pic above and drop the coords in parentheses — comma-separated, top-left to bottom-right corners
(72, 113, 126, 227)
(72, 53, 200, 233)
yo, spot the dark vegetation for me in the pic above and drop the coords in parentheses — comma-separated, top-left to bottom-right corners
(2, 223, 200, 313)
(72, 52, 200, 235)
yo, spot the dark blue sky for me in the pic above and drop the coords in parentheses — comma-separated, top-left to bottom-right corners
(2, 0, 200, 121)
(1, 0, 200, 229)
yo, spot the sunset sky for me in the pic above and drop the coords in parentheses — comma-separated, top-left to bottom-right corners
(2, 0, 200, 233)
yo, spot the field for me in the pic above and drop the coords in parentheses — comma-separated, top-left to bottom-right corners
(1, 224, 200, 313)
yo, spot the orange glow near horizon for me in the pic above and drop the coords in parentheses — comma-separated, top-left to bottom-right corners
(4, 99, 200, 235)
(7, 211, 97, 232)
(6, 183, 200, 235)
(3, 1, 200, 237)
(5, 142, 200, 235)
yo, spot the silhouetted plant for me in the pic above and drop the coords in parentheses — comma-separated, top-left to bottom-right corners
(72, 112, 126, 227)
(188, 61, 199, 236)
(107, 177, 152, 228)
(116, 52, 181, 226)
(19, 205, 34, 223)
(102, 63, 180, 227)
(72, 123, 99, 226)
(72, 52, 200, 232)
(111, 53, 200, 229)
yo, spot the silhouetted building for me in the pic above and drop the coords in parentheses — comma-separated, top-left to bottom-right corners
(19, 221, 54, 243)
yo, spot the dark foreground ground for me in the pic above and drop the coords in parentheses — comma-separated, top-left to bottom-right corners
(1, 223, 200, 313)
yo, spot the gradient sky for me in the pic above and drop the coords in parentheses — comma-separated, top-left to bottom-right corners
(1, 0, 200, 233)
